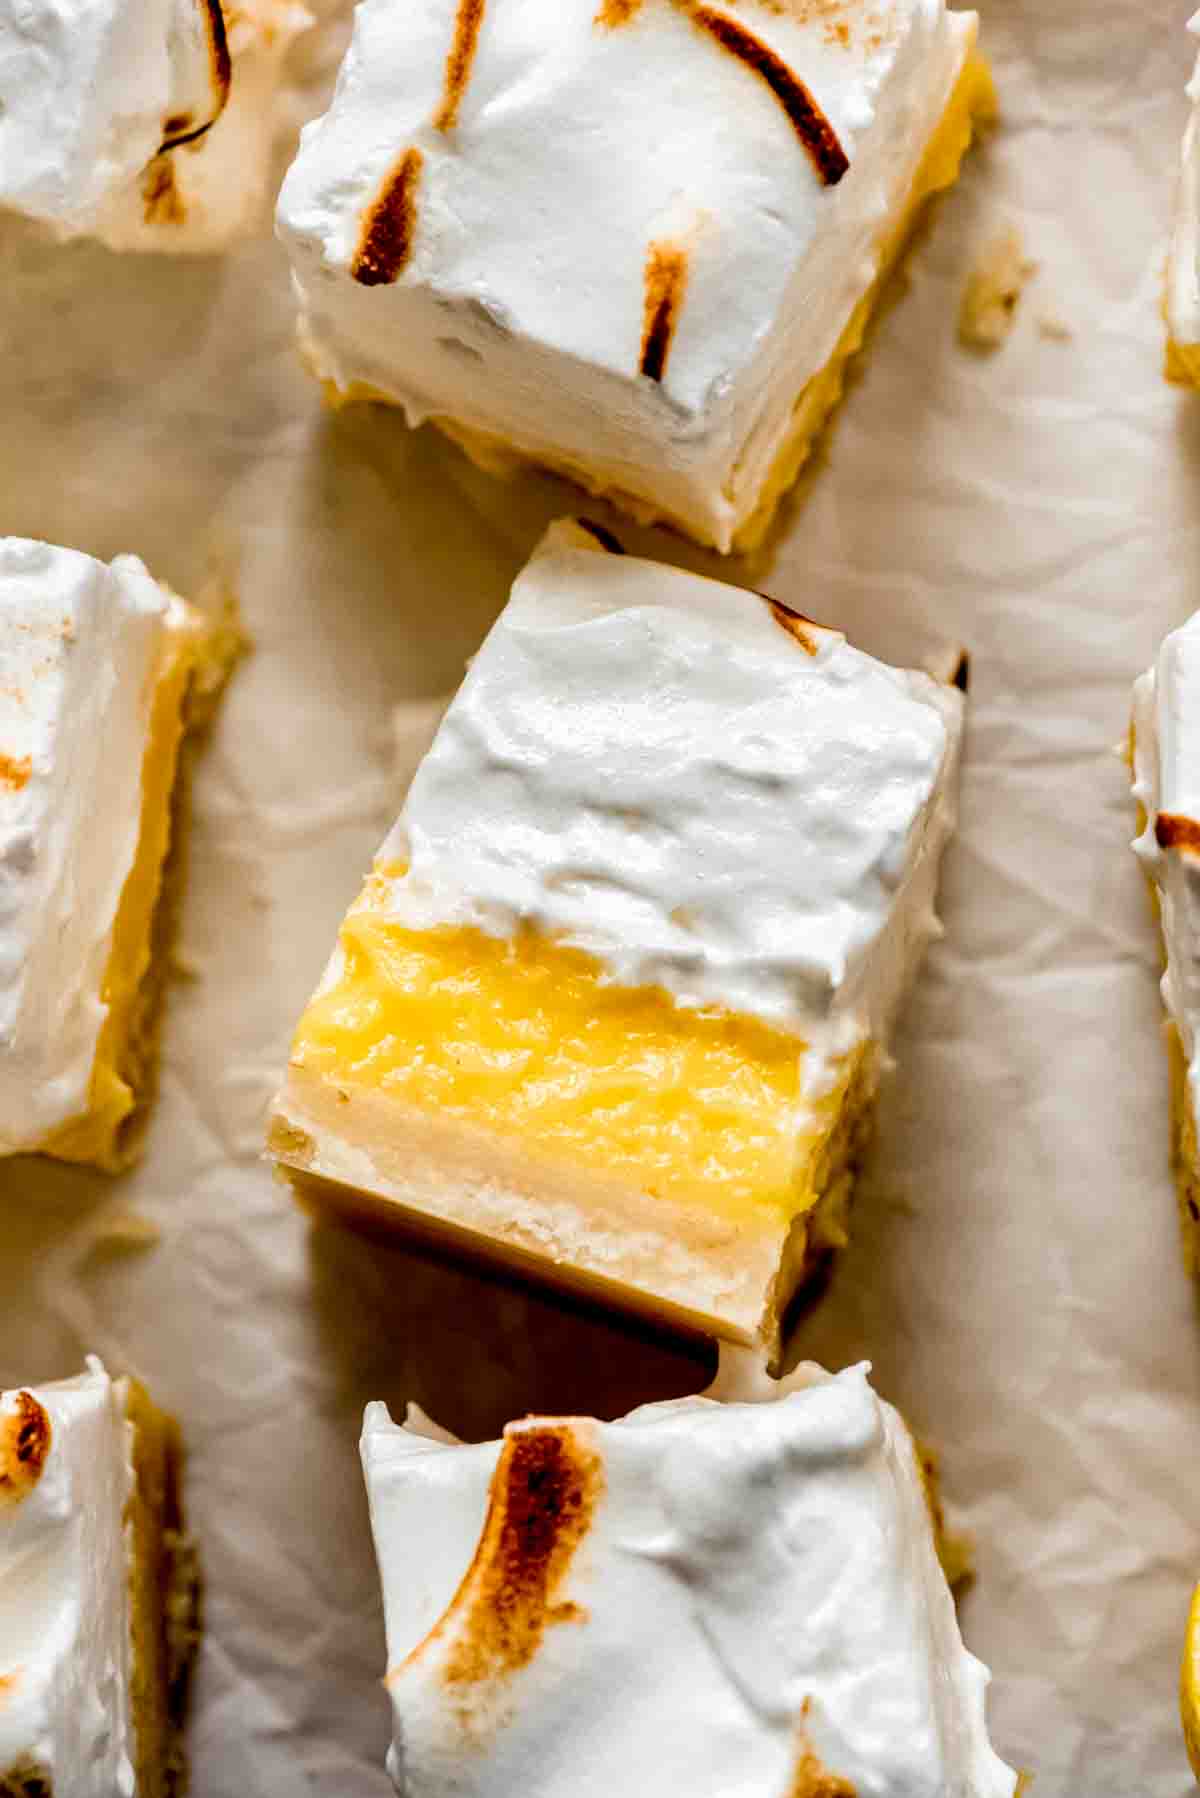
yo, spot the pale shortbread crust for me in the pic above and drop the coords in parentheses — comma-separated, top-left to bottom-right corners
(271, 1045, 878, 1365)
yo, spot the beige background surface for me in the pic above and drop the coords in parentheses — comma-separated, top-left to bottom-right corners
(0, 0, 1197, 1790)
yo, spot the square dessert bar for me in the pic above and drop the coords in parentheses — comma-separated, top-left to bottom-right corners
(0, 538, 235, 1169)
(1168, 19, 1200, 385)
(277, 0, 992, 553)
(0, 0, 309, 250)
(1132, 610, 1200, 1270)
(0, 1361, 199, 1798)
(270, 519, 964, 1360)
(360, 1360, 1018, 1797)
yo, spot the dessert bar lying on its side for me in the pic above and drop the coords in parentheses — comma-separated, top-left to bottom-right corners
(277, 0, 992, 553)
(0, 1360, 200, 1798)
(1131, 609, 1200, 1270)
(360, 1358, 1019, 1797)
(270, 518, 965, 1362)
(0, 537, 238, 1169)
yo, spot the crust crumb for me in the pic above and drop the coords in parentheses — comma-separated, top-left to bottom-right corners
(1036, 310, 1072, 342)
(268, 1115, 316, 1161)
(0, 754, 31, 792)
(352, 147, 425, 287)
(595, 0, 643, 20)
(0, 1395, 51, 1505)
(95, 1209, 162, 1251)
(958, 228, 1037, 353)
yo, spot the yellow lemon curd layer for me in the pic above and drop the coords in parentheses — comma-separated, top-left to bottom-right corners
(290, 869, 858, 1232)
(44, 625, 197, 1171)
(1184, 1577, 1200, 1780)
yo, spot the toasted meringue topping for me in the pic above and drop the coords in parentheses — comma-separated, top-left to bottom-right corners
(352, 149, 427, 287)
(277, 0, 979, 549)
(396, 1422, 605, 1738)
(160, 0, 232, 150)
(680, 3, 850, 182)
(1157, 812, 1200, 854)
(0, 1363, 137, 1798)
(361, 1361, 1017, 1796)
(365, 519, 962, 1070)
(0, 1398, 51, 1506)
(0, 539, 191, 1155)
(433, 0, 487, 132)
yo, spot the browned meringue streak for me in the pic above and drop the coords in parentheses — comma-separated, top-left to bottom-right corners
(434, 0, 487, 131)
(0, 753, 31, 792)
(765, 596, 821, 656)
(599, 0, 849, 185)
(353, 0, 485, 283)
(158, 0, 231, 151)
(389, 1423, 604, 1733)
(354, 0, 847, 310)
(352, 147, 426, 285)
(0, 1395, 50, 1506)
(686, 4, 849, 182)
(640, 240, 690, 382)
(1157, 812, 1200, 855)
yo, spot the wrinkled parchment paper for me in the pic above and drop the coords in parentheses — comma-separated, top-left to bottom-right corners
(1, 1, 1197, 1790)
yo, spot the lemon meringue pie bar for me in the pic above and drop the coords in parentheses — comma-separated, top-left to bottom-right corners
(270, 520, 964, 1358)
(0, 0, 309, 250)
(360, 1358, 1018, 1797)
(276, 0, 992, 553)
(0, 538, 236, 1170)
(0, 1360, 199, 1798)
(1131, 610, 1200, 1270)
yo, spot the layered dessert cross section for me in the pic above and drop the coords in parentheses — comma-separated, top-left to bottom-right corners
(270, 519, 964, 1359)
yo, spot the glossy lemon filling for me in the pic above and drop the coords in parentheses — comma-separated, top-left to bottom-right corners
(45, 626, 196, 1170)
(290, 868, 861, 1230)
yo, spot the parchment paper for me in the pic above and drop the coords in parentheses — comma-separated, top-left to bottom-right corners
(0, 1, 1196, 1790)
